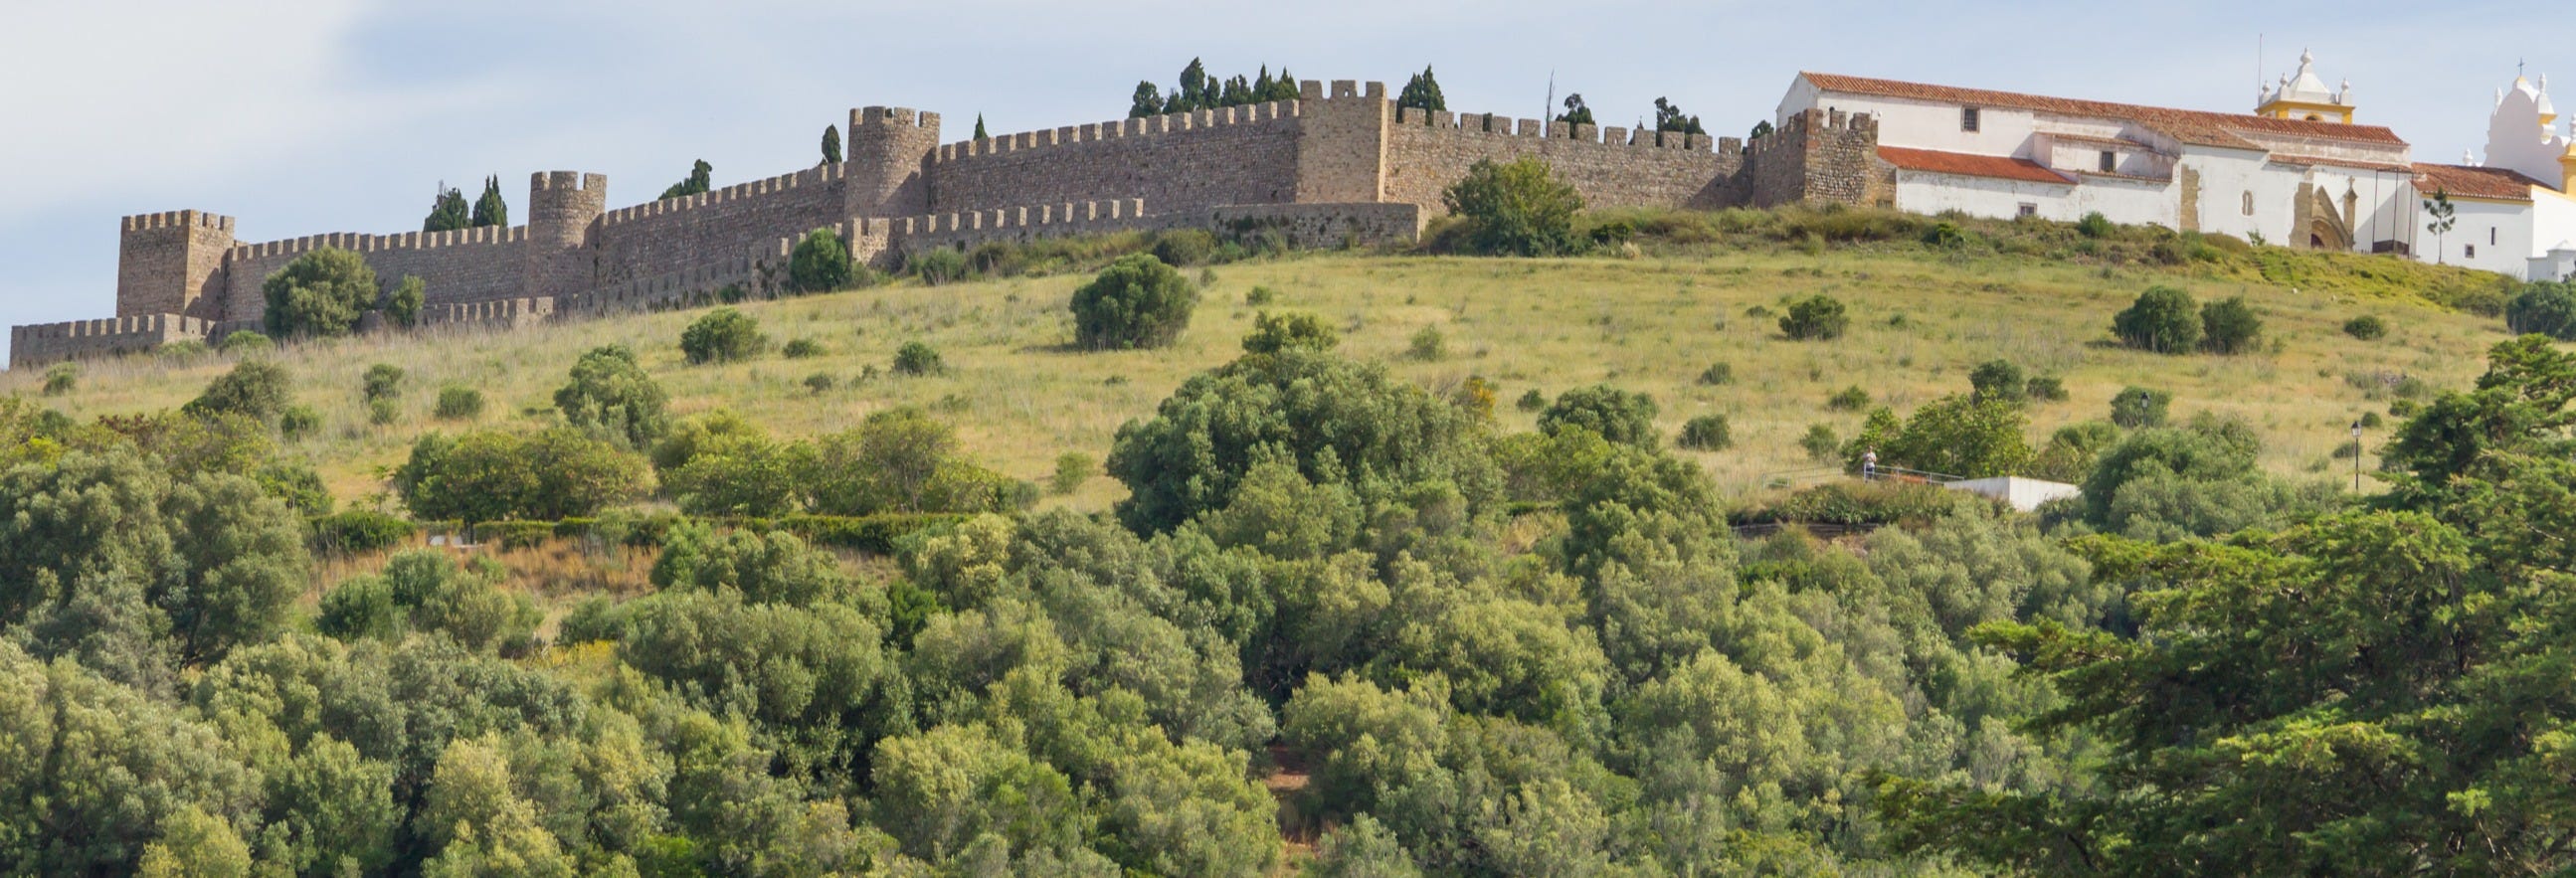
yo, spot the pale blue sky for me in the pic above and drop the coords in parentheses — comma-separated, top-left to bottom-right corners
(2, 0, 2565, 366)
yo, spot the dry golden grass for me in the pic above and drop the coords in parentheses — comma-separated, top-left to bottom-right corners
(3, 244, 2515, 508)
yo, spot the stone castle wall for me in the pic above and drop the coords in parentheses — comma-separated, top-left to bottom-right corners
(926, 101, 1303, 215)
(220, 227, 531, 328)
(10, 314, 211, 370)
(1745, 107, 1881, 207)
(1383, 107, 1746, 213)
(15, 79, 1884, 370)
(116, 211, 236, 323)
(592, 164, 849, 286)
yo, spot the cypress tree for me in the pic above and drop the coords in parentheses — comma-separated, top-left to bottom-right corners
(659, 160, 712, 201)
(469, 176, 507, 228)
(974, 114, 988, 140)
(821, 124, 842, 164)
(1398, 66, 1446, 111)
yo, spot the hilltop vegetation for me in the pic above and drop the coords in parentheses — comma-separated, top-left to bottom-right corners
(1, 203, 2566, 874)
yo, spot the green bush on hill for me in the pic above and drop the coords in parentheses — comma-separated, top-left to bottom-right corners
(680, 307, 769, 365)
(1072, 254, 1197, 350)
(1779, 294, 1848, 340)
(2113, 285, 2201, 353)
(262, 248, 378, 338)
(1442, 157, 1583, 257)
(393, 427, 649, 522)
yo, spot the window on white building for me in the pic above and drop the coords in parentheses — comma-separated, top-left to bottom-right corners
(1961, 107, 1980, 132)
(2242, 192, 2255, 216)
(2017, 203, 2037, 219)
(2491, 228, 2498, 246)
(2467, 245, 2478, 259)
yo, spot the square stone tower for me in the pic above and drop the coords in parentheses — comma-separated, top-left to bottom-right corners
(117, 211, 235, 320)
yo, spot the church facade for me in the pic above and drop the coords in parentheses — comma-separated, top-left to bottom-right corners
(1777, 51, 2576, 281)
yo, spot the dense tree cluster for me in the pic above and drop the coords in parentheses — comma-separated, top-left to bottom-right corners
(1128, 59, 1301, 118)
(14, 255, 2576, 876)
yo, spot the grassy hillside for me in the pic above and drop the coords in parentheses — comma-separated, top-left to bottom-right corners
(4, 212, 2522, 509)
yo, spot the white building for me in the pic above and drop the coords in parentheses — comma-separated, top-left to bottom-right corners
(1776, 51, 2576, 281)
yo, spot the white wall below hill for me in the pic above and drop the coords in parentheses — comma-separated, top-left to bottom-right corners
(1893, 171, 2174, 227)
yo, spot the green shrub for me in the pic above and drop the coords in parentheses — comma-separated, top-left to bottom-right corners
(1739, 479, 1965, 526)
(1539, 385, 1660, 449)
(2342, 314, 2388, 340)
(2076, 211, 2114, 239)
(1779, 294, 1849, 340)
(1969, 360, 2026, 404)
(2030, 420, 2122, 482)
(1244, 285, 1278, 306)
(2504, 280, 2576, 339)
(1516, 389, 1547, 412)
(2113, 285, 2202, 353)
(781, 338, 825, 359)
(680, 307, 768, 365)
(1921, 222, 1968, 249)
(219, 330, 275, 355)
(804, 372, 835, 394)
(393, 428, 650, 522)
(278, 404, 322, 439)
(1676, 414, 1733, 450)
(1696, 362, 1734, 386)
(788, 228, 854, 293)
(361, 363, 404, 402)
(40, 363, 75, 397)
(308, 509, 417, 555)
(1799, 424, 1840, 462)
(1587, 219, 1636, 249)
(1826, 385, 1870, 411)
(183, 360, 292, 424)
(1406, 326, 1445, 361)
(1071, 253, 1197, 350)
(435, 385, 485, 421)
(1242, 311, 1337, 354)
(1050, 452, 1096, 495)
(1442, 156, 1583, 257)
(906, 247, 971, 284)
(380, 275, 425, 327)
(556, 344, 668, 447)
(366, 398, 399, 426)
(2110, 386, 2171, 429)
(893, 341, 944, 376)
(2359, 411, 2384, 429)
(1152, 229, 1217, 266)
(2198, 295, 2264, 354)
(261, 247, 378, 338)
(2025, 376, 2069, 402)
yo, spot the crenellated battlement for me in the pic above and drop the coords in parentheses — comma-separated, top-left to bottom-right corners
(932, 100, 1300, 164)
(600, 164, 846, 227)
(10, 312, 212, 370)
(122, 211, 236, 234)
(23, 72, 1886, 371)
(229, 225, 531, 261)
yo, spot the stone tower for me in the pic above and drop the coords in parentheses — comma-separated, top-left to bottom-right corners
(116, 210, 235, 321)
(1294, 81, 1390, 204)
(845, 106, 940, 218)
(524, 172, 607, 299)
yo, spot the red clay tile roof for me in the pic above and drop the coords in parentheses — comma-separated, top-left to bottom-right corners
(1878, 146, 2072, 184)
(2412, 163, 2547, 202)
(1803, 73, 2407, 150)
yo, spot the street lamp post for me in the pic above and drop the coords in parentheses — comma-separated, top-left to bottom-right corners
(2350, 421, 2363, 492)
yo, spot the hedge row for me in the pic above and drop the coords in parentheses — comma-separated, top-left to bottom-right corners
(307, 511, 971, 556)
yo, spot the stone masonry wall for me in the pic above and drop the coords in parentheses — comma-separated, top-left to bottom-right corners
(11, 314, 211, 370)
(220, 228, 532, 328)
(926, 101, 1301, 216)
(21, 77, 1890, 371)
(117, 211, 235, 322)
(1746, 108, 1880, 207)
(1383, 107, 1745, 214)
(592, 163, 852, 286)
